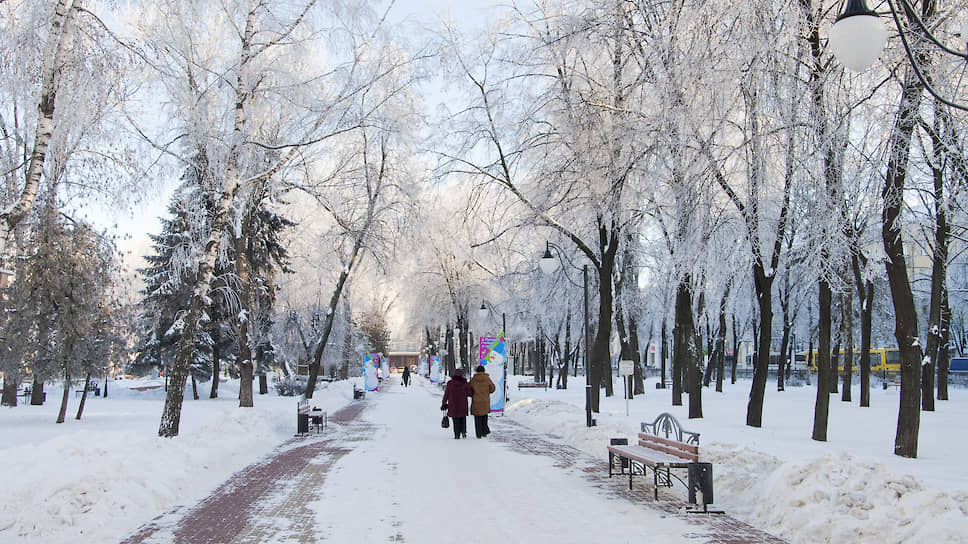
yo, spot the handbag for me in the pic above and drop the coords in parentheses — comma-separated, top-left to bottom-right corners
(441, 413, 450, 428)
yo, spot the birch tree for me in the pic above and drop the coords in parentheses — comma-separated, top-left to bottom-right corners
(135, 0, 418, 436)
(0, 1, 143, 259)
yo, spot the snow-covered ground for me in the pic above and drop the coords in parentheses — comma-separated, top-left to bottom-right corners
(508, 374, 968, 544)
(0, 378, 352, 543)
(0, 373, 965, 543)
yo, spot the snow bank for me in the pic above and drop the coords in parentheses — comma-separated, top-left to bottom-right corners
(0, 378, 352, 544)
(504, 375, 968, 544)
(714, 449, 968, 544)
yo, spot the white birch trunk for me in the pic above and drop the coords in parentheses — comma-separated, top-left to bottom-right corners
(0, 0, 78, 259)
(158, 1, 259, 438)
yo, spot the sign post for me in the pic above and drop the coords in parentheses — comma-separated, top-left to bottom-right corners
(619, 360, 634, 416)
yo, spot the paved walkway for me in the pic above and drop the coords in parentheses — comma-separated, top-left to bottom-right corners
(120, 378, 789, 544)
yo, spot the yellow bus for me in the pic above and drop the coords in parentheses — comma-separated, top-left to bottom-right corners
(806, 348, 900, 374)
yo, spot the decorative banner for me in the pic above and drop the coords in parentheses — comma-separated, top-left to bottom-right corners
(479, 335, 507, 413)
(363, 353, 380, 391)
(380, 355, 390, 383)
(418, 356, 428, 377)
(429, 355, 441, 383)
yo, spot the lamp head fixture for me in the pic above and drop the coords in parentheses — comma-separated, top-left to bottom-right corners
(828, 0, 887, 72)
(539, 242, 558, 275)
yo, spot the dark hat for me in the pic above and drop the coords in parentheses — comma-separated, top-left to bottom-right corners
(452, 368, 465, 378)
(475, 365, 485, 373)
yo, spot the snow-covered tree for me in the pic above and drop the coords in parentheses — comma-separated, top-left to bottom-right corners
(0, 1, 146, 260)
(1, 202, 124, 422)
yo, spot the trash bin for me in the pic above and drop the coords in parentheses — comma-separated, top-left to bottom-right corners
(610, 438, 629, 469)
(297, 411, 309, 434)
(688, 462, 714, 506)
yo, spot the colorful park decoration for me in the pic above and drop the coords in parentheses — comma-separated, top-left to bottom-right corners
(363, 353, 380, 391)
(479, 334, 507, 413)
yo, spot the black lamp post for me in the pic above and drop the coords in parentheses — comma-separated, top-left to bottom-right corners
(540, 241, 595, 427)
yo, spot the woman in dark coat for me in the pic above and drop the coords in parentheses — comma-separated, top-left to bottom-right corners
(440, 369, 470, 439)
(467, 365, 496, 438)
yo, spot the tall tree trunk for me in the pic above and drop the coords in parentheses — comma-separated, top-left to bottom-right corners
(629, 316, 644, 395)
(852, 252, 873, 407)
(56, 369, 70, 424)
(661, 317, 669, 388)
(445, 326, 455, 377)
(841, 288, 854, 403)
(813, 281, 832, 441)
(0, 0, 78, 258)
(561, 311, 572, 389)
(807, 323, 814, 387)
(590, 224, 620, 411)
(883, 65, 926, 458)
(731, 314, 739, 384)
(191, 375, 199, 400)
(671, 309, 683, 406)
(747, 264, 774, 428)
(210, 325, 221, 399)
(830, 323, 841, 395)
(777, 322, 790, 392)
(674, 277, 701, 418)
(235, 233, 255, 408)
(30, 378, 46, 405)
(615, 271, 637, 391)
(714, 290, 727, 393)
(1, 378, 17, 407)
(938, 294, 951, 401)
(304, 221, 371, 399)
(75, 373, 92, 420)
(160, 5, 259, 437)
(458, 315, 469, 371)
(922, 98, 951, 412)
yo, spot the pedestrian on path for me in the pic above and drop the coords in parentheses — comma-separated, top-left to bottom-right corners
(468, 365, 495, 438)
(441, 369, 470, 439)
(402, 365, 411, 387)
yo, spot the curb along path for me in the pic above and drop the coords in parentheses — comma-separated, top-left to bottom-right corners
(120, 401, 371, 544)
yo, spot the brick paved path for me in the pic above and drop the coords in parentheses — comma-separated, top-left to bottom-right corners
(119, 381, 790, 544)
(120, 402, 371, 544)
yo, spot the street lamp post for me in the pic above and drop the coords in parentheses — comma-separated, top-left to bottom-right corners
(540, 241, 595, 427)
(478, 299, 508, 363)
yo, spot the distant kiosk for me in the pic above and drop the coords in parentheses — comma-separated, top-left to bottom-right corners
(387, 352, 418, 371)
(387, 340, 420, 372)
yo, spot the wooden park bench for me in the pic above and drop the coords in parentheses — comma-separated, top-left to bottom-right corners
(607, 412, 714, 507)
(20, 386, 47, 403)
(74, 381, 100, 397)
(517, 381, 547, 390)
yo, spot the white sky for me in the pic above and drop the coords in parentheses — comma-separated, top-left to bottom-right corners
(91, 0, 509, 291)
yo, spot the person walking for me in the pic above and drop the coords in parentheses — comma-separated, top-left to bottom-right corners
(440, 368, 470, 439)
(402, 365, 411, 387)
(468, 365, 496, 438)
